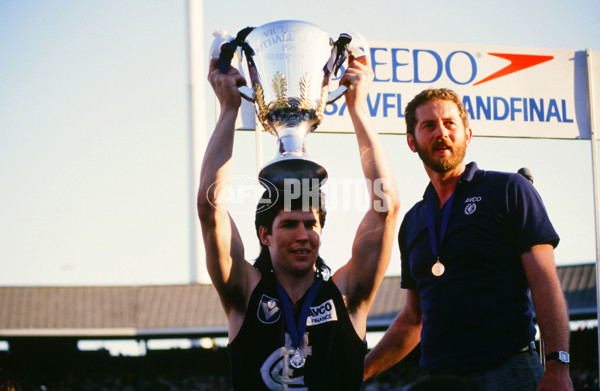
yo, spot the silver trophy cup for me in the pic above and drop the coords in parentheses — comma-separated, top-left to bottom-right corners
(215, 20, 358, 189)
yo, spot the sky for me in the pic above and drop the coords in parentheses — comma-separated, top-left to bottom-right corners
(1, 0, 599, 287)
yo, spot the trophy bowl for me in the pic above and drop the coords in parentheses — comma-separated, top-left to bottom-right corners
(215, 20, 355, 189)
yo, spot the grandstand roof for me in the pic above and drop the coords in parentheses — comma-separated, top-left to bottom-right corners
(0, 264, 596, 339)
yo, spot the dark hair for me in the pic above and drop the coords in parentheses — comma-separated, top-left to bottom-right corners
(404, 88, 469, 136)
(253, 187, 329, 275)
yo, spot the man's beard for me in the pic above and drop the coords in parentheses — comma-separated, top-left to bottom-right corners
(414, 137, 467, 174)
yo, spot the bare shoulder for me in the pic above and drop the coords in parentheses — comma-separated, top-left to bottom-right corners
(331, 264, 371, 338)
(221, 262, 262, 340)
(218, 260, 262, 315)
(331, 265, 369, 313)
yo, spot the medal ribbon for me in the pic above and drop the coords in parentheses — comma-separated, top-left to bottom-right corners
(425, 189, 455, 261)
(275, 278, 322, 350)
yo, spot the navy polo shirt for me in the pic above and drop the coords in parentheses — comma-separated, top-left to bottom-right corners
(399, 162, 559, 373)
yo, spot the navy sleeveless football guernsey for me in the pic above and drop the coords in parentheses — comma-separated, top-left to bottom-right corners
(227, 273, 367, 390)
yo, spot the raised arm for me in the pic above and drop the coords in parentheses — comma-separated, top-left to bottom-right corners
(197, 60, 260, 334)
(522, 244, 574, 391)
(332, 55, 400, 337)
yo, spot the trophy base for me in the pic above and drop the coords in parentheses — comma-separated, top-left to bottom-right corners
(258, 156, 327, 190)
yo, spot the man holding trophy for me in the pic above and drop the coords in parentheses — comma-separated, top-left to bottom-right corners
(198, 21, 399, 390)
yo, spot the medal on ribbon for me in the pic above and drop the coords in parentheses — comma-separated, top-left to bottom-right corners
(290, 349, 306, 369)
(431, 258, 445, 277)
(426, 189, 455, 277)
(275, 277, 322, 369)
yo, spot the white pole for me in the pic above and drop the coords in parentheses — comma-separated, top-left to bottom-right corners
(186, 0, 209, 283)
(586, 48, 600, 378)
(256, 123, 263, 175)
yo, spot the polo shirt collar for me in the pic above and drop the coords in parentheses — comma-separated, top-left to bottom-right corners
(458, 161, 482, 184)
(422, 161, 483, 200)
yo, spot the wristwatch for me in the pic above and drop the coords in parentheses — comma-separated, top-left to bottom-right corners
(545, 351, 570, 364)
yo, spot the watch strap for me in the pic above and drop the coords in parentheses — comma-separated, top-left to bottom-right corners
(545, 351, 570, 364)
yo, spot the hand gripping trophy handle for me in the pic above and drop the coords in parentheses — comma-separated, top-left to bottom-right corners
(213, 26, 257, 101)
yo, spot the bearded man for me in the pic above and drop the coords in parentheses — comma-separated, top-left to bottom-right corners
(363, 88, 573, 391)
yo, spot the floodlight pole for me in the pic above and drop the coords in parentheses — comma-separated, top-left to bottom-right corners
(186, 0, 208, 283)
(586, 48, 600, 379)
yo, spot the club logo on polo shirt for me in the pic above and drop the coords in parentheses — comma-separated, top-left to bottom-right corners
(464, 196, 482, 215)
(258, 294, 281, 324)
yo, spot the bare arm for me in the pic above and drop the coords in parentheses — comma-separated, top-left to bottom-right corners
(363, 289, 423, 380)
(521, 244, 573, 391)
(331, 55, 400, 337)
(197, 59, 260, 337)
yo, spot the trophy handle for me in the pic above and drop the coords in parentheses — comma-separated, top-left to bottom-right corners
(211, 27, 257, 102)
(238, 86, 255, 102)
(322, 33, 351, 106)
(323, 31, 370, 105)
(326, 85, 348, 104)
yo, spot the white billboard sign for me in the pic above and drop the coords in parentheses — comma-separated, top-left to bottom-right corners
(236, 42, 598, 139)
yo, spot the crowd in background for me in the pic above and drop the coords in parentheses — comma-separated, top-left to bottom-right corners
(0, 332, 598, 391)
(1, 362, 598, 391)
